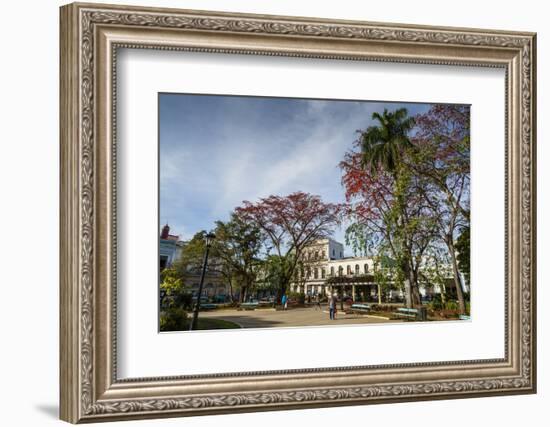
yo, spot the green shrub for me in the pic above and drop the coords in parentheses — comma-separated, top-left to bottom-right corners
(445, 300, 459, 311)
(160, 307, 188, 331)
(429, 294, 444, 310)
(179, 292, 194, 310)
(287, 291, 305, 304)
(162, 291, 193, 311)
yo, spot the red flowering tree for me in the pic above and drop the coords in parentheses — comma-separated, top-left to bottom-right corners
(340, 149, 435, 307)
(341, 105, 470, 312)
(235, 191, 343, 301)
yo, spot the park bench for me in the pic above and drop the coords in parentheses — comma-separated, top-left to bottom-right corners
(200, 303, 217, 311)
(394, 307, 427, 321)
(350, 303, 371, 314)
(258, 300, 273, 308)
(240, 302, 259, 310)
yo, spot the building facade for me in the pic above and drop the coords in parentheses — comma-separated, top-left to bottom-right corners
(159, 224, 185, 271)
(159, 228, 463, 304)
(289, 238, 461, 302)
(289, 238, 379, 300)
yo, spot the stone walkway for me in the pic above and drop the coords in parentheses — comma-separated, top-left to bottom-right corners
(198, 307, 400, 329)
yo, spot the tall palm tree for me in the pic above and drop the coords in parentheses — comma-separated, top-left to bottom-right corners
(359, 108, 421, 307)
(360, 108, 415, 175)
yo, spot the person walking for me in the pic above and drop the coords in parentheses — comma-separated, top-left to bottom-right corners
(281, 294, 288, 311)
(329, 293, 337, 320)
(314, 294, 321, 310)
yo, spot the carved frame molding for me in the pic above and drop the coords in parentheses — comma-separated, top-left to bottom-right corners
(60, 2, 536, 423)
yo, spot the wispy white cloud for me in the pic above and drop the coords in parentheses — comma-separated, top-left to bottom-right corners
(159, 94, 429, 243)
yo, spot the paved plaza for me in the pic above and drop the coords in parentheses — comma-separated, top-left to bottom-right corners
(198, 307, 401, 329)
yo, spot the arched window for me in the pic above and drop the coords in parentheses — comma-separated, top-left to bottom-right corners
(330, 266, 335, 276)
(346, 265, 352, 275)
(338, 266, 343, 276)
(355, 264, 360, 275)
(314, 251, 319, 260)
(314, 268, 319, 279)
(306, 267, 311, 278)
(321, 250, 326, 259)
(321, 268, 326, 279)
(364, 263, 369, 274)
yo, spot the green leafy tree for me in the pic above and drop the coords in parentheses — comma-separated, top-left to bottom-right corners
(173, 231, 210, 277)
(213, 213, 263, 303)
(170, 231, 217, 305)
(261, 254, 295, 302)
(420, 245, 452, 304)
(372, 254, 401, 304)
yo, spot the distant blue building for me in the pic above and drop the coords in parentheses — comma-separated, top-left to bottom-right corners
(159, 224, 184, 271)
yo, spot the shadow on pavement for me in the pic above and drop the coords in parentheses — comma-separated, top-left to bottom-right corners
(201, 315, 283, 329)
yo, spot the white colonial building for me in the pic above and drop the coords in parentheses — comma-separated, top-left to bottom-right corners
(288, 238, 379, 300)
(289, 238, 461, 303)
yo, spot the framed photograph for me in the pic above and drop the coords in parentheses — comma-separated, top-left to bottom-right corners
(60, 2, 537, 423)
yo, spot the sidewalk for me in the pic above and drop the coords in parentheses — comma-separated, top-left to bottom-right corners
(198, 306, 399, 329)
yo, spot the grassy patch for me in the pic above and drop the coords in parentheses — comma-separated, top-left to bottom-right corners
(367, 311, 393, 319)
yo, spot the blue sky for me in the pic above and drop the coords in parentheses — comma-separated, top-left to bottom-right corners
(159, 93, 431, 251)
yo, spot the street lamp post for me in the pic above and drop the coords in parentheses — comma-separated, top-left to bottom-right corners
(189, 232, 216, 331)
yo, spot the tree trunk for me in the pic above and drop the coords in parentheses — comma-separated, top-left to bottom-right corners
(403, 268, 413, 308)
(399, 259, 415, 308)
(228, 278, 234, 302)
(448, 239, 466, 315)
(402, 259, 422, 308)
(412, 285, 422, 307)
(239, 287, 247, 303)
(440, 285, 447, 304)
(410, 268, 422, 307)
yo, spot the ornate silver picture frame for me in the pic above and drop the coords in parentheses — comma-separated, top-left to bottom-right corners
(60, 2, 536, 423)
